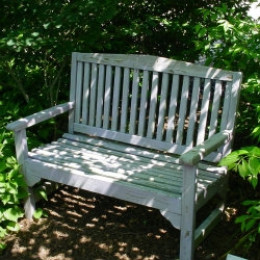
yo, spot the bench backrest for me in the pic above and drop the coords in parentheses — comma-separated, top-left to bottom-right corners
(69, 52, 242, 162)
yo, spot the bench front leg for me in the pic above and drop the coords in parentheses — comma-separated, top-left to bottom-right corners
(180, 164, 198, 260)
(14, 129, 38, 219)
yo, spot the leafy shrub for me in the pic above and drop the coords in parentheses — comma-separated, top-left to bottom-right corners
(0, 132, 28, 251)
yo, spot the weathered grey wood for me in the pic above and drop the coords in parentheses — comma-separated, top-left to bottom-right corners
(147, 72, 159, 138)
(138, 70, 149, 136)
(165, 74, 180, 142)
(176, 76, 190, 145)
(7, 52, 243, 260)
(103, 65, 112, 129)
(81, 63, 90, 124)
(76, 53, 235, 81)
(75, 61, 83, 124)
(226, 254, 247, 260)
(120, 68, 130, 133)
(180, 130, 231, 166)
(196, 78, 211, 145)
(156, 73, 169, 141)
(129, 69, 139, 134)
(6, 102, 74, 131)
(180, 165, 198, 260)
(88, 63, 98, 126)
(95, 64, 105, 128)
(194, 203, 224, 247)
(68, 52, 78, 133)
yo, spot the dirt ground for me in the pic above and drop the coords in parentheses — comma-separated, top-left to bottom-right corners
(0, 182, 257, 260)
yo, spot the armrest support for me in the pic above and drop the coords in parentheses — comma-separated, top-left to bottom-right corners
(6, 102, 74, 132)
(180, 130, 232, 166)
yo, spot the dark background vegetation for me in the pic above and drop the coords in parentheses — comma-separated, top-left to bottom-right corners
(0, 0, 259, 259)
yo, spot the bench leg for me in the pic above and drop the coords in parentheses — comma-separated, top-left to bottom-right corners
(24, 187, 36, 219)
(180, 165, 198, 260)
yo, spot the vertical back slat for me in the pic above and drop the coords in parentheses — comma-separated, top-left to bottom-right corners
(69, 53, 78, 133)
(165, 74, 180, 142)
(88, 64, 97, 126)
(176, 76, 190, 145)
(137, 71, 149, 136)
(120, 68, 130, 133)
(82, 63, 90, 125)
(156, 73, 169, 141)
(95, 64, 105, 128)
(129, 69, 140, 134)
(146, 72, 159, 138)
(196, 79, 211, 145)
(103, 65, 112, 129)
(208, 80, 222, 137)
(111, 67, 121, 131)
(220, 81, 231, 131)
(186, 77, 200, 147)
(75, 62, 83, 124)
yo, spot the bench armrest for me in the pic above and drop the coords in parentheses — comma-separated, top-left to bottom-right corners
(180, 130, 232, 166)
(6, 102, 74, 132)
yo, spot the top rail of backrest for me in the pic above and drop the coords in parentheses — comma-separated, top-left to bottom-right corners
(69, 52, 242, 162)
(75, 52, 235, 81)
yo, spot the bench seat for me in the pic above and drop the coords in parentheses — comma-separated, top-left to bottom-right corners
(25, 133, 227, 228)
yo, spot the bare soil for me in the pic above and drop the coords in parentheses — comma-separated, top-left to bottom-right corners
(0, 180, 258, 260)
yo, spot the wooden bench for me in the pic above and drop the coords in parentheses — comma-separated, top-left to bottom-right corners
(6, 53, 242, 260)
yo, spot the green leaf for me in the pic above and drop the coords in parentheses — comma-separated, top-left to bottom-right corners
(37, 189, 48, 201)
(33, 208, 43, 219)
(6, 221, 20, 232)
(248, 157, 260, 176)
(238, 159, 249, 179)
(0, 242, 6, 251)
(3, 207, 24, 222)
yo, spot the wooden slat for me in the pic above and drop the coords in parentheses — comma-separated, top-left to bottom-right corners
(75, 62, 83, 123)
(68, 53, 78, 133)
(186, 77, 200, 147)
(95, 64, 105, 128)
(129, 69, 140, 134)
(196, 79, 211, 145)
(103, 65, 112, 129)
(220, 81, 231, 131)
(81, 63, 90, 124)
(146, 72, 159, 138)
(120, 68, 130, 133)
(176, 76, 190, 145)
(156, 73, 169, 141)
(75, 53, 234, 81)
(208, 80, 223, 137)
(111, 66, 121, 131)
(137, 70, 149, 136)
(88, 63, 98, 126)
(165, 74, 180, 142)
(25, 158, 182, 213)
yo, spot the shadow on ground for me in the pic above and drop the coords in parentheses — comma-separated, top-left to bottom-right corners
(1, 185, 240, 260)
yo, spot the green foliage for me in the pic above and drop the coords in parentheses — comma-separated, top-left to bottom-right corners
(0, 143, 28, 251)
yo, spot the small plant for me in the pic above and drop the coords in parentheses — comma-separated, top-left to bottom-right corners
(0, 134, 28, 252)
